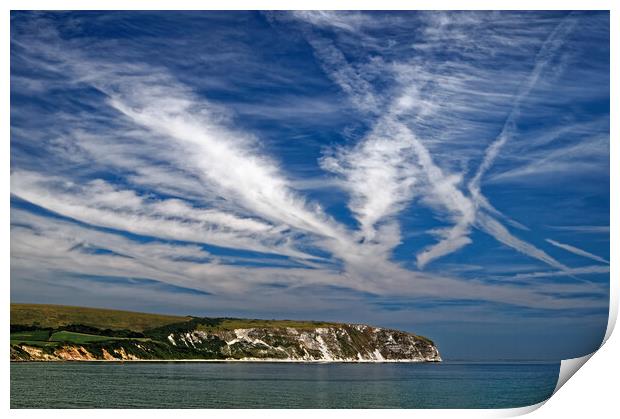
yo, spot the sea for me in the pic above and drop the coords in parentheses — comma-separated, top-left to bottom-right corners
(10, 361, 560, 409)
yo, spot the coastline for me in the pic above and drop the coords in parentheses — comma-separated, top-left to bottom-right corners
(10, 358, 441, 363)
(10, 304, 442, 363)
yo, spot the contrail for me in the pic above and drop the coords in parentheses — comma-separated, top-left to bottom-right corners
(469, 15, 578, 199)
(293, 11, 580, 274)
(546, 239, 609, 264)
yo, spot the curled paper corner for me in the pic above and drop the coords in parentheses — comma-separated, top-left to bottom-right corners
(504, 353, 598, 417)
(603, 291, 618, 344)
(552, 308, 613, 396)
(553, 352, 595, 395)
(547, 294, 617, 403)
(496, 401, 547, 417)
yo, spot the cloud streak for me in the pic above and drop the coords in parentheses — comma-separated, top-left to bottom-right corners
(546, 239, 609, 264)
(294, 11, 574, 272)
(11, 208, 605, 311)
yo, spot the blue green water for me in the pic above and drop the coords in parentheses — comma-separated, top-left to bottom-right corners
(10, 361, 559, 409)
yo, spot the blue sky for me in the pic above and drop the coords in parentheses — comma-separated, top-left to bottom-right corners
(10, 11, 609, 360)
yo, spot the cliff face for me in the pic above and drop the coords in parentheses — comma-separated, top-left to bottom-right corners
(11, 324, 441, 362)
(166, 325, 441, 362)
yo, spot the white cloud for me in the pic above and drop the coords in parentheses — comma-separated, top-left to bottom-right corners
(289, 11, 372, 33)
(488, 133, 609, 183)
(299, 15, 573, 272)
(469, 15, 578, 192)
(548, 225, 610, 234)
(500, 265, 610, 281)
(303, 35, 380, 113)
(11, 171, 315, 260)
(475, 213, 568, 271)
(546, 239, 609, 264)
(98, 75, 351, 247)
(11, 208, 605, 311)
(320, 119, 419, 242)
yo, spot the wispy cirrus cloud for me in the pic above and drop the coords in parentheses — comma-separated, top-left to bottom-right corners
(426, 14, 578, 268)
(11, 208, 605, 311)
(548, 225, 610, 234)
(292, 11, 576, 272)
(495, 265, 610, 282)
(546, 239, 609, 264)
(320, 119, 419, 243)
(11, 26, 358, 263)
(11, 170, 315, 260)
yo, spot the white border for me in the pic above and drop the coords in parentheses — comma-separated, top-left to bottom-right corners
(3, 1, 617, 418)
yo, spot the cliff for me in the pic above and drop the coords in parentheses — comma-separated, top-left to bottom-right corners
(10, 304, 441, 362)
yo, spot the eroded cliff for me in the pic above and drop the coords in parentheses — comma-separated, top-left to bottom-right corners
(11, 323, 441, 362)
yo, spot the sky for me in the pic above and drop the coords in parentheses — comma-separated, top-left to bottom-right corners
(10, 11, 610, 361)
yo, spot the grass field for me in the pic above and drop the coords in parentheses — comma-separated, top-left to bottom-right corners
(10, 329, 152, 346)
(10, 340, 60, 347)
(198, 318, 338, 331)
(10, 330, 51, 341)
(11, 303, 342, 333)
(10, 329, 116, 344)
(49, 331, 119, 343)
(11, 304, 190, 331)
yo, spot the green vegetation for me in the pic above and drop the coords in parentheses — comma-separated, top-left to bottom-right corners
(10, 329, 122, 345)
(210, 318, 338, 330)
(10, 329, 57, 347)
(413, 335, 435, 346)
(11, 303, 190, 331)
(10, 340, 60, 347)
(10, 330, 51, 342)
(143, 317, 340, 342)
(11, 303, 340, 333)
(49, 331, 119, 344)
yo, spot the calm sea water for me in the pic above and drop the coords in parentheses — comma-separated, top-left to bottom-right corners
(11, 361, 559, 409)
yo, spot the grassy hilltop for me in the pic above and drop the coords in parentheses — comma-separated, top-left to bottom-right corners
(11, 303, 191, 332)
(11, 303, 338, 332)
